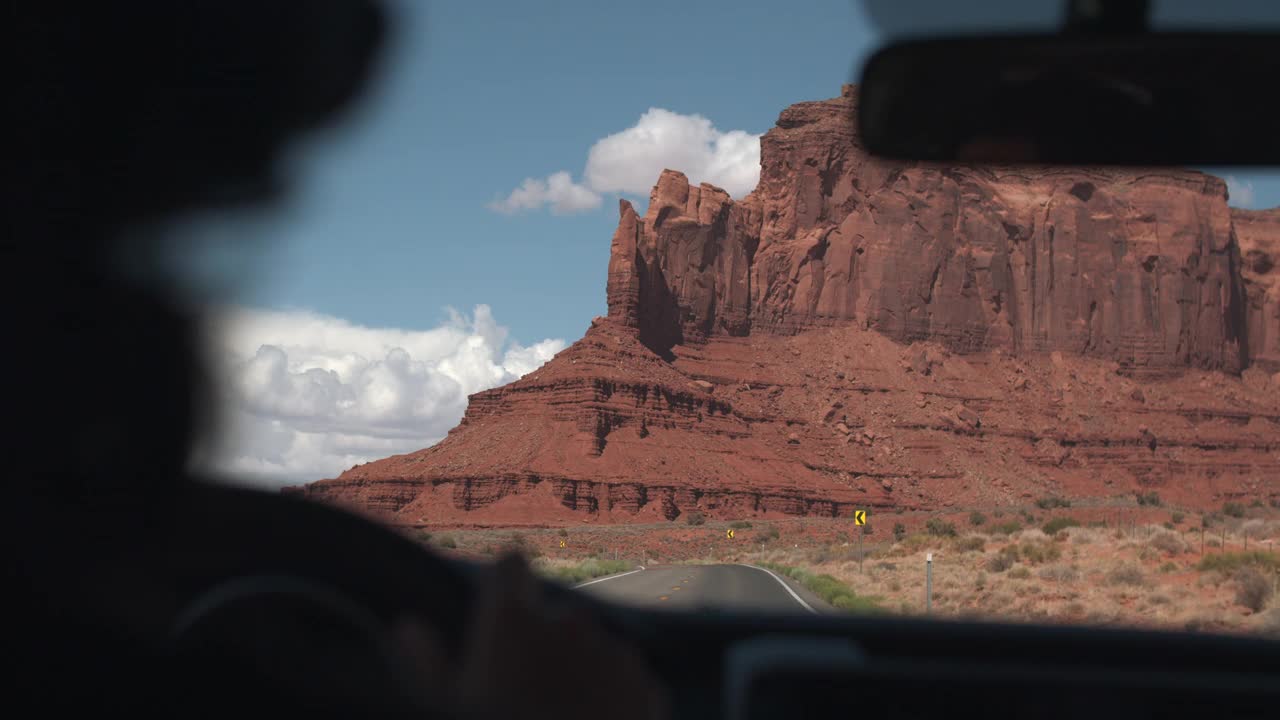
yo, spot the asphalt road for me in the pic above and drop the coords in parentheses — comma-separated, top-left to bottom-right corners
(575, 563, 827, 614)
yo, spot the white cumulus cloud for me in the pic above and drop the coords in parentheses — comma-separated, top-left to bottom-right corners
(195, 305, 565, 488)
(489, 109, 761, 215)
(1225, 175, 1256, 208)
(584, 108, 761, 199)
(486, 171, 602, 215)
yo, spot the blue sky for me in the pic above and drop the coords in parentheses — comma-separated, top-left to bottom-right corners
(186, 0, 1280, 345)
(186, 0, 881, 344)
(190, 0, 1280, 485)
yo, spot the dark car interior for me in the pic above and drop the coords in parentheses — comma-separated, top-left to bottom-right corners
(11, 1, 1279, 717)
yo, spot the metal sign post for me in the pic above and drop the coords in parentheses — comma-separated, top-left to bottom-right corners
(926, 552, 933, 615)
(855, 509, 867, 573)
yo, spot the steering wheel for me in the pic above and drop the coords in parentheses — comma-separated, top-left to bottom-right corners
(162, 481, 482, 712)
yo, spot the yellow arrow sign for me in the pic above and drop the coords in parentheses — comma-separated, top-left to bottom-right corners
(727, 528, 735, 539)
(559, 539, 566, 548)
(854, 509, 867, 526)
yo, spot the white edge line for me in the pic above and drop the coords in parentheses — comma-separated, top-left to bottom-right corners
(573, 565, 645, 588)
(736, 563, 818, 614)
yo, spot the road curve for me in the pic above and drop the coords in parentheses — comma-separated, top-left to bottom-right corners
(575, 563, 826, 614)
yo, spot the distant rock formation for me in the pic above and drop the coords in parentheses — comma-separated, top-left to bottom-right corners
(1233, 208, 1280, 373)
(609, 85, 1250, 374)
(290, 87, 1279, 525)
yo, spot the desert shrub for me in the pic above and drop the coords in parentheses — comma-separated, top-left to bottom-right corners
(892, 522, 907, 542)
(728, 520, 752, 530)
(761, 563, 882, 612)
(1017, 528, 1049, 542)
(969, 511, 987, 526)
(893, 534, 936, 554)
(415, 530, 432, 543)
(1148, 593, 1172, 605)
(1136, 491, 1162, 507)
(1259, 609, 1280, 639)
(1042, 517, 1080, 535)
(1171, 511, 1185, 524)
(1008, 567, 1031, 580)
(1159, 562, 1179, 573)
(1019, 510, 1036, 523)
(1234, 568, 1272, 612)
(953, 535, 985, 553)
(1068, 527, 1097, 545)
(1149, 531, 1185, 556)
(1196, 551, 1279, 573)
(1106, 564, 1147, 587)
(807, 546, 833, 564)
(1198, 570, 1225, 588)
(1249, 499, 1264, 508)
(685, 511, 706, 526)
(545, 558, 631, 584)
(434, 534, 457, 550)
(926, 518, 958, 538)
(987, 547, 1018, 572)
(1223, 501, 1246, 519)
(1018, 541, 1062, 565)
(557, 528, 569, 537)
(830, 594, 882, 611)
(759, 524, 780, 541)
(991, 520, 1022, 535)
(1035, 496, 1072, 510)
(1038, 564, 1080, 583)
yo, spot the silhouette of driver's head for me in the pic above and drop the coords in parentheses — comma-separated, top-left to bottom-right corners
(11, 1, 385, 494)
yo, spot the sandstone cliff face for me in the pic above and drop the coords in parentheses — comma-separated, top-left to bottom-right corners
(293, 87, 1279, 526)
(609, 85, 1252, 374)
(1232, 208, 1280, 373)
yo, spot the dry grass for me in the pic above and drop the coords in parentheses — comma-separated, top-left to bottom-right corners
(736, 520, 1279, 636)
(1149, 531, 1186, 556)
(1234, 568, 1273, 612)
(1038, 564, 1081, 583)
(1106, 563, 1147, 587)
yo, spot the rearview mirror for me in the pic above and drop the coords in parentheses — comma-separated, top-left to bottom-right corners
(857, 33, 1280, 165)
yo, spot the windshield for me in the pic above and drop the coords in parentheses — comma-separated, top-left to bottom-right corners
(188, 0, 1279, 637)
